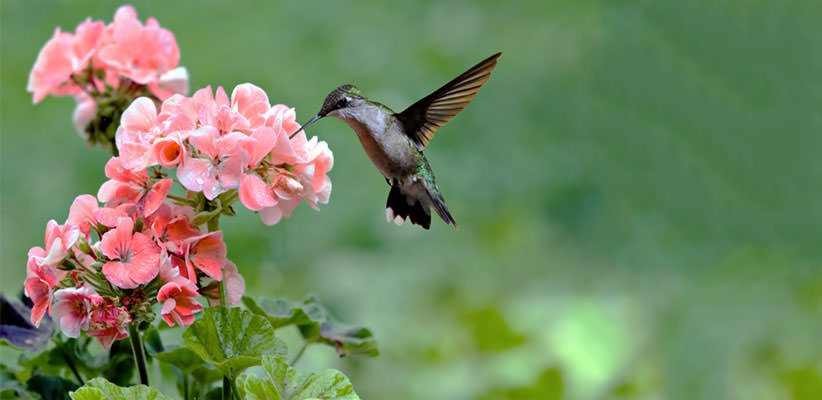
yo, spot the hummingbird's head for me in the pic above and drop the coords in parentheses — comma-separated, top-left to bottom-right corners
(318, 84, 365, 118)
(291, 85, 365, 138)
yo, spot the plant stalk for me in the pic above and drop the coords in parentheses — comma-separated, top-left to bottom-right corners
(128, 324, 150, 386)
(222, 376, 232, 400)
(53, 337, 84, 385)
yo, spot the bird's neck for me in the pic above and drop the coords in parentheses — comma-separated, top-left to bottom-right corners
(333, 103, 390, 138)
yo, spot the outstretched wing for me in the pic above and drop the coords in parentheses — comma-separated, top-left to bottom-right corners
(396, 52, 501, 151)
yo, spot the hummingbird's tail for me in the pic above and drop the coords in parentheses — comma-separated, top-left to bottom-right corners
(385, 181, 457, 230)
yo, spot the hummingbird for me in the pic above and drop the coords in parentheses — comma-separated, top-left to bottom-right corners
(292, 52, 501, 229)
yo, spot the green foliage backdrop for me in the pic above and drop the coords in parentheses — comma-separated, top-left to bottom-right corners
(2, 0, 821, 399)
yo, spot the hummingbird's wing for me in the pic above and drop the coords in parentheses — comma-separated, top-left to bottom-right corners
(396, 52, 501, 151)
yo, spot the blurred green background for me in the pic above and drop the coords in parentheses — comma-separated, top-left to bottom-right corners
(2, 0, 821, 398)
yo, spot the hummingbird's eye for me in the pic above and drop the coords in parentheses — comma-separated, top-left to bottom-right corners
(336, 97, 349, 108)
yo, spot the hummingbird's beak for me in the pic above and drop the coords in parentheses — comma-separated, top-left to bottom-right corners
(290, 114, 323, 139)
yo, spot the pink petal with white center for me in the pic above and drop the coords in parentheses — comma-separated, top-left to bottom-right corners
(102, 231, 161, 289)
(99, 217, 134, 260)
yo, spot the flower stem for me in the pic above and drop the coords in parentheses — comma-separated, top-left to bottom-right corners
(128, 324, 150, 386)
(53, 337, 84, 385)
(290, 342, 310, 366)
(222, 376, 231, 400)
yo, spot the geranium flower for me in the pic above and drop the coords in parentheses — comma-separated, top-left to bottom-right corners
(157, 279, 202, 327)
(87, 299, 131, 350)
(177, 127, 252, 200)
(204, 261, 245, 307)
(24, 249, 59, 327)
(97, 157, 172, 217)
(99, 217, 161, 289)
(97, 6, 180, 85)
(52, 286, 102, 338)
(183, 231, 226, 280)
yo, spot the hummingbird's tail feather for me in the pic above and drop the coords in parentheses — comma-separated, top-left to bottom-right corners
(385, 181, 457, 230)
(426, 190, 457, 229)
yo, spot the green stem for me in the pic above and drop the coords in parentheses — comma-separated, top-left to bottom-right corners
(53, 337, 84, 385)
(290, 342, 310, 366)
(128, 324, 150, 386)
(222, 376, 232, 400)
(207, 214, 232, 400)
(183, 373, 190, 400)
(166, 194, 192, 204)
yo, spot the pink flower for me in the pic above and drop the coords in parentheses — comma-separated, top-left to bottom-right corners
(24, 248, 62, 326)
(157, 280, 202, 327)
(97, 157, 172, 217)
(152, 134, 185, 168)
(28, 6, 186, 107)
(184, 231, 226, 280)
(177, 127, 251, 200)
(72, 93, 96, 138)
(97, 6, 180, 85)
(67, 194, 99, 239)
(29, 220, 81, 267)
(87, 299, 131, 350)
(52, 287, 102, 338)
(205, 261, 245, 307)
(99, 217, 160, 289)
(27, 28, 82, 103)
(247, 133, 333, 225)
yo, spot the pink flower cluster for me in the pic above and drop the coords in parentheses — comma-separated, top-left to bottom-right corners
(27, 5, 185, 104)
(23, 4, 335, 353)
(25, 187, 245, 348)
(117, 83, 333, 225)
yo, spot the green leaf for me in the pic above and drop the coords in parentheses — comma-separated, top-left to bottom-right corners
(26, 374, 79, 400)
(243, 296, 378, 357)
(242, 296, 317, 330)
(68, 377, 166, 400)
(102, 339, 136, 386)
(236, 353, 359, 400)
(190, 366, 224, 385)
(152, 346, 205, 373)
(182, 306, 285, 378)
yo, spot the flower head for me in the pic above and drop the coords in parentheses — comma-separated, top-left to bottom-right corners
(100, 217, 161, 289)
(157, 279, 202, 327)
(52, 286, 102, 338)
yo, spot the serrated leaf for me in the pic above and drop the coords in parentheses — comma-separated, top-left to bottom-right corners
(243, 296, 378, 358)
(152, 346, 205, 373)
(182, 306, 286, 378)
(68, 377, 166, 400)
(242, 296, 317, 329)
(236, 353, 359, 400)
